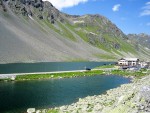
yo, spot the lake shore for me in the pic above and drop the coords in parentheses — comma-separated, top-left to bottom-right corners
(0, 69, 104, 81)
(0, 67, 149, 82)
(1, 65, 150, 113)
(20, 67, 150, 113)
(43, 74, 150, 113)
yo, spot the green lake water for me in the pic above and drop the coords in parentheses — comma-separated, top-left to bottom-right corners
(0, 75, 130, 113)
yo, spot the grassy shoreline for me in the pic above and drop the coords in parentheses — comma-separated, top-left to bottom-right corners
(15, 70, 104, 81)
(0, 63, 149, 81)
(0, 67, 149, 82)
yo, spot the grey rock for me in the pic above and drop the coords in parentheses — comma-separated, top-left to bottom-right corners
(140, 86, 150, 102)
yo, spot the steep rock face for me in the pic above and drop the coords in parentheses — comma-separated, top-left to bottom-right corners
(1, 0, 63, 23)
(0, 0, 150, 63)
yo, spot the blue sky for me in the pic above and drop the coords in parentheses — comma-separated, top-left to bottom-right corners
(47, 0, 150, 35)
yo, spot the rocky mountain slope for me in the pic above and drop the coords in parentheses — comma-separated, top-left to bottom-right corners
(128, 33, 150, 49)
(0, 0, 150, 63)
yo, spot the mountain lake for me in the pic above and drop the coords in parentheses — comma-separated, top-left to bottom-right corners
(0, 62, 131, 113)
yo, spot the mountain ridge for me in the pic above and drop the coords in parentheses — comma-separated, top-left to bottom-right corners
(0, 0, 150, 63)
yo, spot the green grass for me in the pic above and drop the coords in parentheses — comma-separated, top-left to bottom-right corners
(73, 29, 111, 52)
(66, 22, 100, 43)
(15, 70, 104, 81)
(65, 23, 89, 42)
(68, 19, 138, 55)
(58, 22, 77, 41)
(121, 43, 137, 54)
(111, 49, 123, 56)
(101, 33, 138, 55)
(44, 20, 76, 41)
(65, 20, 138, 55)
(65, 22, 89, 41)
(14, 67, 150, 81)
(85, 25, 99, 33)
(102, 34, 118, 42)
(46, 109, 59, 113)
(117, 38, 137, 54)
(111, 69, 149, 78)
(76, 30, 88, 41)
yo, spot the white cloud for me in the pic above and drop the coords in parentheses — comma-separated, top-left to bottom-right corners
(140, 1, 150, 16)
(43, 0, 88, 10)
(142, 5, 150, 10)
(140, 10, 150, 16)
(146, 2, 150, 5)
(146, 22, 150, 26)
(112, 4, 121, 12)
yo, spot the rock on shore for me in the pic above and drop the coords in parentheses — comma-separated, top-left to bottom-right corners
(48, 75, 150, 113)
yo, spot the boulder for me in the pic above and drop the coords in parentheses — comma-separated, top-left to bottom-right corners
(27, 108, 36, 113)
